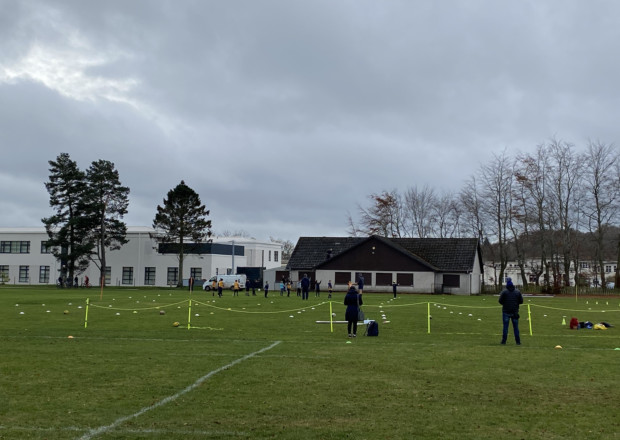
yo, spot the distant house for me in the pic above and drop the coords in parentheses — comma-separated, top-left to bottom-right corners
(286, 235, 483, 295)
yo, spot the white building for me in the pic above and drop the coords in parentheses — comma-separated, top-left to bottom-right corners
(484, 259, 618, 288)
(0, 227, 282, 287)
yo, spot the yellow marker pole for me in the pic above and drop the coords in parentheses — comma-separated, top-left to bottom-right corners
(187, 299, 192, 330)
(329, 301, 333, 333)
(427, 302, 431, 334)
(527, 303, 533, 336)
(84, 298, 89, 328)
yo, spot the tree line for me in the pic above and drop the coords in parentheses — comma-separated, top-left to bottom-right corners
(347, 139, 620, 289)
(43, 153, 211, 287)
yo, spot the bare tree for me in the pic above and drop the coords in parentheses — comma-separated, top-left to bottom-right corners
(582, 141, 620, 288)
(270, 237, 295, 263)
(547, 139, 583, 287)
(354, 190, 405, 237)
(459, 176, 487, 244)
(433, 191, 460, 238)
(403, 185, 436, 238)
(478, 151, 513, 286)
(515, 145, 553, 288)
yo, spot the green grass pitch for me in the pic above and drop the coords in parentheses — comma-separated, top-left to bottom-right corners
(1, 285, 619, 439)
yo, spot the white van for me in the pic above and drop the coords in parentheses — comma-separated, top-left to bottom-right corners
(203, 274, 247, 291)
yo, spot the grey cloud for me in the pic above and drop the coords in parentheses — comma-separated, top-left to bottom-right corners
(2, 0, 620, 241)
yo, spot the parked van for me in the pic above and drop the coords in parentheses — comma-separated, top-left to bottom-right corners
(203, 274, 247, 291)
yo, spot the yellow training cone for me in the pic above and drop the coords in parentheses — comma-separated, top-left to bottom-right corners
(562, 317, 566, 325)
(555, 345, 562, 349)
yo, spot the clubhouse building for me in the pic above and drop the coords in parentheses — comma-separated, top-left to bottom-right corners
(283, 235, 484, 295)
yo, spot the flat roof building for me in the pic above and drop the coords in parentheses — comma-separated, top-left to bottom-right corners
(0, 227, 282, 287)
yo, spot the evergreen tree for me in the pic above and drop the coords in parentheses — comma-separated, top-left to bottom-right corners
(83, 160, 130, 285)
(153, 180, 212, 287)
(41, 153, 91, 284)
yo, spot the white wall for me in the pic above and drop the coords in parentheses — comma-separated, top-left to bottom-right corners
(0, 227, 282, 287)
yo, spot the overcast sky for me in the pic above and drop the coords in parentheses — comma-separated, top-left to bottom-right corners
(1, 0, 619, 243)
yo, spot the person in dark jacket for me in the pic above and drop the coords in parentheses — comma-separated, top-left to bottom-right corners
(498, 277, 523, 345)
(344, 286, 363, 338)
(301, 274, 310, 300)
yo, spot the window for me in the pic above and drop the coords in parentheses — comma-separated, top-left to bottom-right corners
(335, 272, 351, 285)
(375, 273, 393, 286)
(443, 274, 460, 288)
(0, 265, 8, 282)
(274, 251, 279, 262)
(580, 262, 589, 269)
(1, 241, 30, 253)
(19, 266, 29, 283)
(190, 267, 202, 280)
(269, 250, 272, 262)
(122, 267, 134, 285)
(397, 273, 414, 287)
(144, 267, 156, 286)
(167, 267, 178, 285)
(104, 266, 111, 285)
(41, 241, 52, 254)
(39, 266, 50, 284)
(605, 265, 612, 273)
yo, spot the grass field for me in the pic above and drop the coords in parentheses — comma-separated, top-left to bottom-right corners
(1, 286, 619, 439)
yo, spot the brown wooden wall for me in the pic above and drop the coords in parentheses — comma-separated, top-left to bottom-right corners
(320, 237, 431, 272)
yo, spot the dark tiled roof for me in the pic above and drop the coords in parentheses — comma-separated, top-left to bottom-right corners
(286, 237, 364, 270)
(287, 236, 481, 273)
(388, 237, 480, 272)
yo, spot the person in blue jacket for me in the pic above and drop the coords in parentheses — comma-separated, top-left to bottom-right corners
(300, 274, 311, 300)
(498, 277, 523, 345)
(344, 285, 363, 338)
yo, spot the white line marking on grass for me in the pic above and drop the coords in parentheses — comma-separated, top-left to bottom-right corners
(76, 340, 281, 440)
(1, 425, 247, 437)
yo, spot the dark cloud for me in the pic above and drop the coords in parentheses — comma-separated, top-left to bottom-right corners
(1, 0, 619, 241)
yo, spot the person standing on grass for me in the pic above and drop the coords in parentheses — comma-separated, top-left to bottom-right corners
(264, 281, 269, 298)
(233, 279, 240, 296)
(315, 279, 322, 297)
(392, 281, 398, 298)
(344, 285, 363, 338)
(280, 280, 285, 296)
(217, 278, 224, 298)
(498, 277, 523, 345)
(286, 280, 291, 297)
(301, 273, 310, 300)
(211, 279, 217, 296)
(327, 280, 333, 299)
(357, 274, 365, 294)
(245, 278, 251, 296)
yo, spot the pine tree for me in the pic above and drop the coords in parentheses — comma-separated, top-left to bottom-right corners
(41, 153, 91, 285)
(83, 160, 130, 286)
(153, 180, 212, 287)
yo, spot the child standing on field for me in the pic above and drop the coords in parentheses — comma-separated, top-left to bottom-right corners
(328, 280, 333, 299)
(264, 281, 270, 298)
(233, 279, 240, 296)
